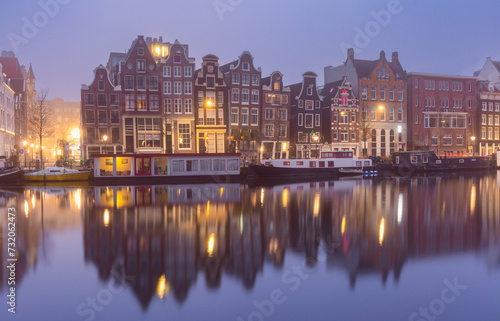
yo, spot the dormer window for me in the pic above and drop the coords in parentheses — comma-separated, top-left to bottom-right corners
(307, 87, 313, 95)
(98, 81, 105, 91)
(274, 82, 280, 90)
(174, 55, 181, 63)
(242, 62, 250, 71)
(137, 60, 146, 72)
(138, 48, 144, 56)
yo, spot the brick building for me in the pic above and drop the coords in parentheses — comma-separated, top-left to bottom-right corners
(289, 72, 323, 159)
(406, 73, 477, 156)
(325, 49, 407, 156)
(320, 76, 360, 155)
(221, 51, 261, 160)
(0, 63, 15, 157)
(194, 54, 229, 153)
(260, 71, 291, 159)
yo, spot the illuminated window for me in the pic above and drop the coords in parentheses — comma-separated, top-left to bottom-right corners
(137, 95, 146, 110)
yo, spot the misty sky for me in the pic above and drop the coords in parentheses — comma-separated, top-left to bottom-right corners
(1, 0, 500, 102)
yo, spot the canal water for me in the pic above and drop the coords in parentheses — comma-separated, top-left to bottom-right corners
(1, 173, 500, 321)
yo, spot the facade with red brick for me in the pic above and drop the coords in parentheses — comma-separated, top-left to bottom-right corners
(406, 73, 477, 156)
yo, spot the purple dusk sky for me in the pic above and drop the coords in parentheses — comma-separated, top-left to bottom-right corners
(1, 0, 500, 102)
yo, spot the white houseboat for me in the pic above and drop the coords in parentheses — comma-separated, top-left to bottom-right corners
(91, 153, 241, 185)
(248, 151, 373, 180)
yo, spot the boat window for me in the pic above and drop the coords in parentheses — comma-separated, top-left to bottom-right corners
(283, 161, 290, 166)
(436, 160, 442, 164)
(214, 159, 226, 171)
(172, 160, 185, 172)
(186, 160, 199, 172)
(117, 157, 133, 176)
(200, 159, 212, 171)
(396, 156, 400, 164)
(411, 156, 418, 164)
(364, 161, 370, 166)
(459, 159, 465, 164)
(309, 161, 316, 168)
(227, 159, 239, 171)
(154, 157, 168, 175)
(356, 161, 362, 166)
(423, 156, 428, 164)
(319, 161, 325, 168)
(99, 157, 114, 176)
(328, 161, 334, 167)
(296, 161, 304, 165)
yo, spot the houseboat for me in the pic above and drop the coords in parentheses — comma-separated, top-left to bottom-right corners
(391, 151, 491, 174)
(24, 167, 91, 182)
(91, 153, 241, 185)
(248, 151, 373, 180)
(0, 157, 23, 184)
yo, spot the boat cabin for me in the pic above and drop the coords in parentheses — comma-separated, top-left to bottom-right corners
(262, 151, 371, 168)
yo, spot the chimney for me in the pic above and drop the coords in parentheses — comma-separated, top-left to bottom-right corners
(380, 50, 386, 60)
(392, 51, 399, 63)
(347, 48, 354, 60)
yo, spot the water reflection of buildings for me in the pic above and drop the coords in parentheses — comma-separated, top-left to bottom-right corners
(82, 174, 500, 308)
(0, 187, 85, 293)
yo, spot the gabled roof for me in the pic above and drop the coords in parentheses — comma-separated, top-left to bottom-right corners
(261, 76, 271, 87)
(220, 59, 238, 73)
(492, 61, 500, 73)
(0, 57, 24, 79)
(28, 64, 35, 80)
(320, 79, 344, 99)
(352, 59, 378, 79)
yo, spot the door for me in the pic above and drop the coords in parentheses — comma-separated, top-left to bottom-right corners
(135, 157, 151, 175)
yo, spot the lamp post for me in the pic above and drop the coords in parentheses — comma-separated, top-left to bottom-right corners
(470, 136, 476, 156)
(23, 140, 27, 167)
(30, 143, 34, 169)
(312, 134, 319, 158)
(36, 145, 39, 169)
(102, 135, 108, 154)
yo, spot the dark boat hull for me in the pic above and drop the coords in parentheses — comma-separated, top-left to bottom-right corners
(92, 174, 241, 186)
(0, 168, 24, 184)
(248, 164, 340, 179)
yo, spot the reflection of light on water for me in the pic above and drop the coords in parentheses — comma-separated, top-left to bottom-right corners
(31, 194, 35, 208)
(282, 188, 288, 208)
(313, 193, 320, 216)
(260, 188, 264, 207)
(75, 189, 81, 210)
(470, 185, 476, 214)
(220, 187, 224, 198)
(24, 200, 29, 217)
(379, 218, 385, 245)
(341, 215, 346, 235)
(206, 201, 210, 215)
(104, 209, 110, 227)
(157, 274, 170, 299)
(207, 233, 215, 257)
(397, 193, 403, 225)
(240, 215, 244, 234)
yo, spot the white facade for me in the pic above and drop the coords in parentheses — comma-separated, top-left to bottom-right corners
(0, 64, 16, 157)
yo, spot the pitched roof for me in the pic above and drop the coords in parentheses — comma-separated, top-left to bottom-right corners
(219, 59, 238, 73)
(352, 59, 378, 79)
(320, 79, 344, 99)
(28, 63, 35, 80)
(492, 60, 500, 73)
(0, 57, 24, 79)
(261, 76, 271, 87)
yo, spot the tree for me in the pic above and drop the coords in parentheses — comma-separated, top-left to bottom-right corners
(28, 90, 53, 168)
(358, 116, 372, 157)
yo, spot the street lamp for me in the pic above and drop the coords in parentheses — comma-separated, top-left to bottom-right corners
(312, 134, 320, 158)
(102, 135, 108, 154)
(470, 136, 476, 156)
(23, 141, 27, 167)
(30, 143, 34, 168)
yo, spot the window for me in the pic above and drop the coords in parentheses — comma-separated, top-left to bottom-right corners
(184, 82, 192, 94)
(174, 82, 182, 95)
(315, 114, 320, 127)
(251, 90, 259, 104)
(200, 159, 212, 171)
(265, 108, 274, 120)
(482, 115, 486, 125)
(380, 109, 385, 121)
(252, 74, 259, 86)
(137, 47, 144, 56)
(361, 86, 368, 100)
(489, 115, 494, 125)
(84, 94, 94, 105)
(380, 86, 386, 100)
(495, 103, 499, 112)
(389, 87, 395, 101)
(227, 159, 239, 171)
(307, 87, 313, 95)
(164, 99, 172, 113)
(124, 76, 134, 90)
(251, 109, 258, 125)
(206, 109, 215, 125)
(214, 159, 226, 171)
(149, 77, 158, 91)
(371, 86, 377, 100)
(279, 109, 287, 121)
(231, 108, 239, 125)
(86, 127, 96, 144)
(184, 99, 192, 113)
(305, 114, 313, 128)
(340, 112, 348, 124)
(482, 102, 487, 111)
(298, 113, 303, 126)
(85, 110, 95, 124)
(174, 66, 182, 77)
(389, 107, 394, 121)
(137, 76, 146, 90)
(415, 79, 419, 88)
(174, 55, 181, 63)
(496, 128, 500, 140)
(218, 109, 224, 125)
(232, 73, 240, 84)
(163, 66, 171, 77)
(163, 81, 171, 94)
(111, 127, 120, 143)
(398, 87, 403, 101)
(98, 111, 107, 124)
(340, 131, 348, 142)
(242, 62, 250, 71)
(351, 131, 356, 140)
(274, 82, 280, 90)
(110, 94, 119, 106)
(125, 95, 135, 110)
(184, 66, 192, 77)
(398, 107, 403, 121)
(150, 96, 159, 111)
(172, 160, 185, 172)
(241, 108, 249, 125)
(431, 134, 438, 146)
(298, 100, 303, 108)
(305, 100, 313, 110)
(217, 92, 224, 107)
(279, 125, 287, 138)
(178, 123, 191, 149)
(198, 109, 204, 125)
(456, 134, 463, 146)
(443, 134, 452, 146)
(242, 74, 250, 85)
(482, 127, 487, 139)
(136, 60, 146, 72)
(231, 89, 240, 103)
(315, 101, 320, 109)
(98, 94, 106, 107)
(495, 115, 499, 125)
(110, 111, 119, 124)
(298, 133, 308, 143)
(489, 102, 494, 111)
(98, 81, 104, 91)
(242, 89, 249, 103)
(137, 95, 146, 110)
(371, 107, 376, 120)
(174, 99, 182, 114)
(265, 124, 274, 137)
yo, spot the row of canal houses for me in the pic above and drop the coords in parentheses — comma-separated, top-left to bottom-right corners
(81, 35, 500, 161)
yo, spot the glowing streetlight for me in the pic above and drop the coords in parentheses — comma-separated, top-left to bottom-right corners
(71, 128, 81, 140)
(378, 105, 384, 111)
(206, 99, 213, 107)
